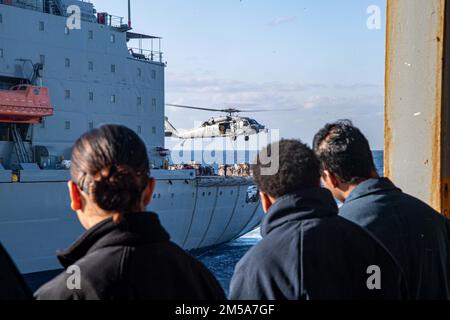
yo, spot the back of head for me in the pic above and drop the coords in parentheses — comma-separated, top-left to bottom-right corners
(253, 139, 320, 198)
(313, 120, 376, 184)
(71, 124, 150, 215)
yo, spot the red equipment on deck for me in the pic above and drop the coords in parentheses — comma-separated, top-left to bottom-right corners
(0, 85, 53, 124)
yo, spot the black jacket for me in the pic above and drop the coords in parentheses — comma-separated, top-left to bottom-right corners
(339, 178, 450, 300)
(229, 188, 407, 300)
(0, 244, 32, 300)
(35, 213, 225, 300)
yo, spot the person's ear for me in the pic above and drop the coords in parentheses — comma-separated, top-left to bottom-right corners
(142, 178, 156, 207)
(322, 170, 340, 189)
(259, 191, 275, 214)
(68, 181, 82, 211)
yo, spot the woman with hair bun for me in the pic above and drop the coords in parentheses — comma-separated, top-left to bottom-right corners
(35, 125, 225, 300)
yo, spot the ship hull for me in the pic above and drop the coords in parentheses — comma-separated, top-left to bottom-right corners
(0, 170, 263, 274)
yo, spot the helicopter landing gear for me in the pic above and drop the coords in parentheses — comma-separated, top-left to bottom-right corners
(245, 136, 250, 142)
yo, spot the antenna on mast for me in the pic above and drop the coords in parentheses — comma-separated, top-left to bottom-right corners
(128, 0, 132, 28)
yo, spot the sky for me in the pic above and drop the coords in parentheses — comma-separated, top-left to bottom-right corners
(96, 0, 387, 150)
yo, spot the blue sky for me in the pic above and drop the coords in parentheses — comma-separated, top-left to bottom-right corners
(96, 0, 387, 150)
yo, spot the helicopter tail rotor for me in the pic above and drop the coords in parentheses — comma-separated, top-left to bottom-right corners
(165, 117, 180, 138)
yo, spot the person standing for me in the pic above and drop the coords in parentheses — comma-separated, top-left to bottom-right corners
(0, 243, 32, 300)
(313, 120, 450, 299)
(230, 139, 406, 300)
(35, 125, 225, 300)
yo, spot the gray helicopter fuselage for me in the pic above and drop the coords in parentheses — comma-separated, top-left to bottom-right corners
(175, 116, 267, 140)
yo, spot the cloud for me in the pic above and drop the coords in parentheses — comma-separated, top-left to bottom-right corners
(166, 74, 325, 110)
(304, 95, 324, 109)
(268, 16, 297, 27)
(302, 94, 383, 115)
(166, 74, 383, 113)
(168, 78, 320, 94)
(165, 73, 384, 148)
(333, 83, 382, 90)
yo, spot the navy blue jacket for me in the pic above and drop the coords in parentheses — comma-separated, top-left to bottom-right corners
(35, 213, 225, 300)
(229, 188, 407, 300)
(339, 178, 450, 300)
(0, 244, 32, 300)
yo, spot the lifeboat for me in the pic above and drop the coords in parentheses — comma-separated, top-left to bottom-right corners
(0, 85, 53, 124)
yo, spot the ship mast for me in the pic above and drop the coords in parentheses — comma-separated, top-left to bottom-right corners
(128, 0, 132, 28)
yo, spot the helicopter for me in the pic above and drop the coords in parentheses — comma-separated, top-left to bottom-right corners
(165, 104, 289, 141)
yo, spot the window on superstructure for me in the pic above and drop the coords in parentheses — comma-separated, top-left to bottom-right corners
(64, 27, 70, 36)
(65, 121, 71, 130)
(65, 90, 71, 99)
(137, 126, 142, 134)
(137, 97, 142, 106)
(65, 58, 71, 68)
(138, 68, 142, 77)
(39, 21, 45, 31)
(41, 119, 45, 129)
(152, 127, 156, 135)
(151, 70, 156, 80)
(111, 64, 116, 73)
(111, 95, 116, 103)
(110, 34, 116, 43)
(88, 30, 94, 40)
(89, 92, 94, 102)
(88, 122, 94, 130)
(0, 49, 3, 59)
(40, 55, 45, 65)
(152, 98, 157, 111)
(0, 14, 3, 24)
(88, 61, 94, 71)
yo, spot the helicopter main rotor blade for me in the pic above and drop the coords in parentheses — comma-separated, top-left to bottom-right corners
(236, 108, 298, 113)
(166, 104, 298, 113)
(166, 104, 227, 113)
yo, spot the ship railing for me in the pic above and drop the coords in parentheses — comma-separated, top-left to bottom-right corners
(128, 47, 164, 63)
(0, 0, 97, 22)
(1, 0, 42, 12)
(96, 12, 129, 30)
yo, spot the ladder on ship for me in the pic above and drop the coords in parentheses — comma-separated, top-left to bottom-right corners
(11, 125, 31, 164)
(44, 0, 63, 16)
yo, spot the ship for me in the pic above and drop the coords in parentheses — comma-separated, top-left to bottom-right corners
(0, 0, 263, 275)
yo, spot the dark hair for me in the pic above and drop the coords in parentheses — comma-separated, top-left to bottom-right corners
(253, 139, 320, 198)
(313, 120, 376, 184)
(71, 125, 150, 218)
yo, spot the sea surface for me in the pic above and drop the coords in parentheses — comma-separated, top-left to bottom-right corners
(25, 151, 384, 296)
(197, 151, 384, 295)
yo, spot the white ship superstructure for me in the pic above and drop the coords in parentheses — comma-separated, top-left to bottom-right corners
(0, 0, 263, 274)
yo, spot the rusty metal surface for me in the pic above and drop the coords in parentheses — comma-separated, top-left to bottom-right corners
(385, 0, 446, 213)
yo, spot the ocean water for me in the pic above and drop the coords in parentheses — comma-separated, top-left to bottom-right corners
(25, 151, 384, 296)
(198, 151, 384, 295)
